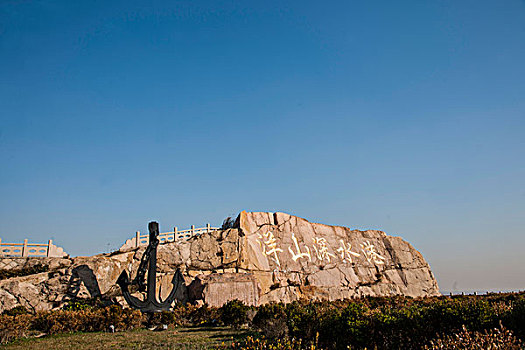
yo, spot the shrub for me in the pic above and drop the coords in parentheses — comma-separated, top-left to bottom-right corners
(252, 302, 288, 339)
(2, 305, 30, 316)
(32, 305, 144, 334)
(171, 302, 200, 326)
(95, 305, 144, 331)
(62, 299, 95, 311)
(188, 303, 220, 326)
(424, 324, 522, 350)
(33, 309, 91, 334)
(0, 314, 33, 344)
(505, 297, 525, 340)
(285, 300, 323, 342)
(333, 302, 371, 349)
(249, 296, 517, 349)
(221, 335, 321, 350)
(220, 299, 249, 328)
(147, 310, 180, 327)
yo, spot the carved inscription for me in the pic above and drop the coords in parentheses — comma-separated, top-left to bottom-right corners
(257, 231, 283, 267)
(313, 237, 336, 263)
(256, 231, 386, 268)
(337, 240, 360, 264)
(360, 240, 386, 265)
(288, 232, 311, 262)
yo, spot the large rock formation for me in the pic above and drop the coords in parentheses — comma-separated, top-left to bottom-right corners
(0, 212, 439, 312)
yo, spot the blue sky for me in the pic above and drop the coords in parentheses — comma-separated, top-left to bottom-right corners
(1, 0, 524, 292)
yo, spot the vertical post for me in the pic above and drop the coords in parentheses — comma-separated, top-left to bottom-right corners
(174, 227, 178, 240)
(47, 240, 53, 257)
(136, 231, 140, 248)
(207, 223, 211, 233)
(22, 238, 28, 257)
(191, 225, 195, 236)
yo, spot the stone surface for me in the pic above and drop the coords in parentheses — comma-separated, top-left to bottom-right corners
(0, 212, 439, 312)
(235, 211, 439, 303)
(0, 257, 72, 272)
(188, 273, 259, 307)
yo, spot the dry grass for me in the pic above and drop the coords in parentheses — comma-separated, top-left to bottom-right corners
(3, 326, 253, 350)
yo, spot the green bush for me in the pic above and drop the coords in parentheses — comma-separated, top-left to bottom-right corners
(285, 300, 322, 342)
(220, 299, 249, 328)
(249, 295, 519, 350)
(333, 302, 371, 349)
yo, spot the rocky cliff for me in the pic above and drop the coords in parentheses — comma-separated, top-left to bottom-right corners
(0, 212, 439, 312)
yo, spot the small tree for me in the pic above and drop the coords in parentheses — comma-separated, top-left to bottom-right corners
(221, 216, 236, 230)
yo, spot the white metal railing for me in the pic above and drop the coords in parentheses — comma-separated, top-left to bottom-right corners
(0, 238, 68, 258)
(119, 224, 220, 251)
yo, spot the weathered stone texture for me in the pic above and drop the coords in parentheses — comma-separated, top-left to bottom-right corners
(188, 273, 259, 307)
(0, 257, 72, 272)
(236, 211, 439, 303)
(0, 212, 439, 312)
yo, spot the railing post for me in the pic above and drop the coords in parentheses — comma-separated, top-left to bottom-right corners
(47, 239, 53, 257)
(174, 227, 178, 239)
(22, 238, 28, 257)
(207, 223, 211, 233)
(135, 231, 140, 248)
(191, 225, 195, 236)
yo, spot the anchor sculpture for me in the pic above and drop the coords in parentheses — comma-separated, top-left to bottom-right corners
(116, 221, 182, 312)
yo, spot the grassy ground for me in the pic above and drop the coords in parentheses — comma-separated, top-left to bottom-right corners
(3, 327, 253, 350)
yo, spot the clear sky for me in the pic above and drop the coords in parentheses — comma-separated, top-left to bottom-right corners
(1, 0, 524, 293)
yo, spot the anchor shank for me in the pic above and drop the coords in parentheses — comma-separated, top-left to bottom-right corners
(146, 221, 160, 304)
